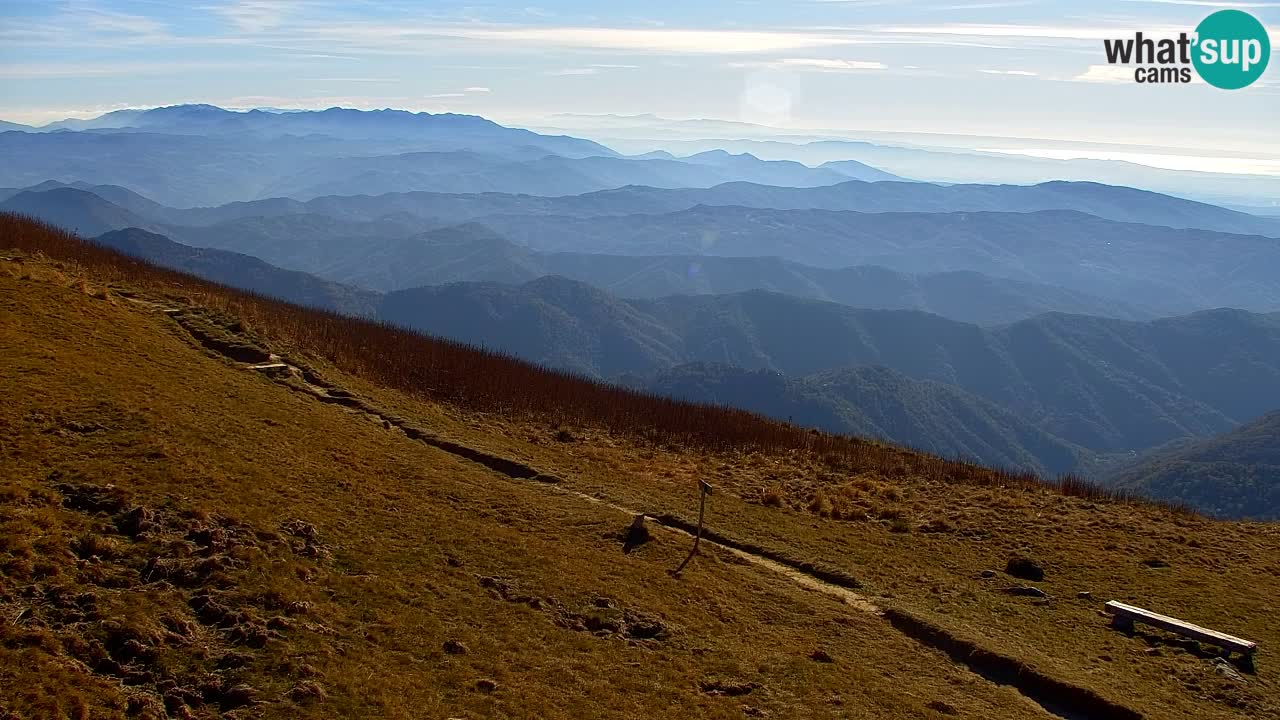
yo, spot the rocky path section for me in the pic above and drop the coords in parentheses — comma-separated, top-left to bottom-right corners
(156, 303, 1141, 720)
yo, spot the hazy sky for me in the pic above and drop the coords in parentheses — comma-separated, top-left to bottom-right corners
(1, 0, 1277, 157)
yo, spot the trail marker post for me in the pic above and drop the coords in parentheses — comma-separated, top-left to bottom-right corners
(674, 480, 714, 575)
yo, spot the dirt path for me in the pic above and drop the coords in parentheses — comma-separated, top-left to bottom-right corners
(156, 303, 1140, 720)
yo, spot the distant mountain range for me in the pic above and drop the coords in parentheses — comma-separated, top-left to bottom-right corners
(6, 104, 1278, 518)
(498, 179, 1275, 236)
(14, 212, 1270, 509)
(0, 105, 902, 205)
(474, 206, 1280, 314)
(139, 220, 1152, 326)
(36, 104, 611, 157)
(579, 128, 1280, 209)
(11, 177, 1266, 237)
(9, 104, 1280, 208)
(378, 275, 1280, 457)
(1104, 411, 1280, 520)
(257, 151, 877, 200)
(7, 184, 1278, 324)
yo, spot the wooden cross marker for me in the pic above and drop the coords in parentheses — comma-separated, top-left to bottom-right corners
(673, 480, 714, 575)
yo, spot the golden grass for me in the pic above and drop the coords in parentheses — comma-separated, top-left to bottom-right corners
(1, 258, 1050, 719)
(2, 217, 1278, 719)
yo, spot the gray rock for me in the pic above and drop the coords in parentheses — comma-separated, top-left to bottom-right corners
(1213, 658, 1246, 682)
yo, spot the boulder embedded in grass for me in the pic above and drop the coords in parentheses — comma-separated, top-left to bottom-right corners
(1006, 556, 1044, 581)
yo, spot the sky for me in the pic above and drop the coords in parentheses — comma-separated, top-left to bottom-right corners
(0, 0, 1277, 165)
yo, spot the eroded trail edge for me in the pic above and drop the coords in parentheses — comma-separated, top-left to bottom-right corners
(162, 304, 1141, 720)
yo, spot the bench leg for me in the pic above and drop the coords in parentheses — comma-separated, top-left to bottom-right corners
(1110, 615, 1134, 632)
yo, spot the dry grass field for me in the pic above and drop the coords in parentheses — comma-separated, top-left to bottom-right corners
(2, 215, 1277, 719)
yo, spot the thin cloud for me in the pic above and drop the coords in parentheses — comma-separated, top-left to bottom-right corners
(464, 87, 492, 93)
(729, 58, 889, 72)
(1119, 0, 1280, 7)
(3, 5, 173, 48)
(781, 58, 888, 70)
(301, 77, 399, 83)
(546, 64, 639, 76)
(1072, 65, 1136, 84)
(0, 61, 245, 79)
(289, 53, 364, 61)
(425, 26, 859, 53)
(980, 69, 1038, 76)
(1071, 65, 1205, 84)
(209, 1, 299, 33)
(82, 8, 168, 37)
(879, 23, 1186, 41)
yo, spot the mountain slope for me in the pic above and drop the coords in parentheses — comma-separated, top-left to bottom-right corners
(0, 189, 433, 267)
(31, 181, 183, 223)
(326, 224, 545, 292)
(1104, 411, 1280, 520)
(476, 207, 1280, 313)
(640, 363, 1085, 476)
(379, 277, 1280, 454)
(534, 254, 1156, 324)
(0, 188, 153, 236)
(93, 227, 380, 316)
(159, 213, 433, 273)
(378, 276, 684, 377)
(4, 213, 1278, 720)
(0, 242, 1049, 720)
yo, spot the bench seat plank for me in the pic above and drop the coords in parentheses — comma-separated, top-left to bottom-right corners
(1105, 601, 1256, 654)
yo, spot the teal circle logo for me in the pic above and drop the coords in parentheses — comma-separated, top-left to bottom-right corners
(1192, 10, 1270, 89)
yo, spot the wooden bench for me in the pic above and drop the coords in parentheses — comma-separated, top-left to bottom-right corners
(1105, 601, 1257, 659)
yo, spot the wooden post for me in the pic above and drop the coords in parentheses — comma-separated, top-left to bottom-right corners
(673, 481, 714, 575)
